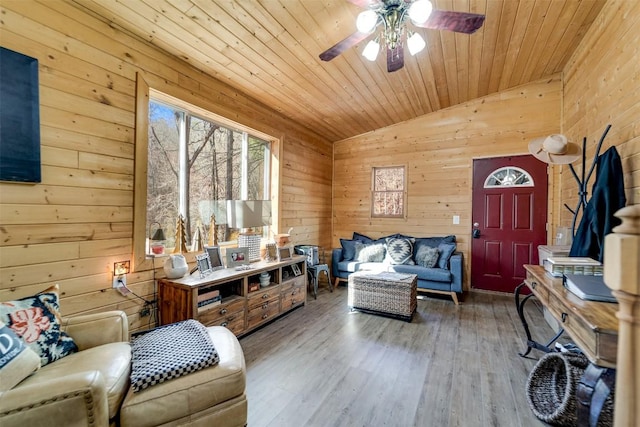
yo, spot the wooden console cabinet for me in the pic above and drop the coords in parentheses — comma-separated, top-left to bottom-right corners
(158, 255, 307, 337)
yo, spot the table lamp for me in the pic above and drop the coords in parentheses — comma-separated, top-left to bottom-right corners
(227, 200, 271, 261)
(149, 222, 166, 255)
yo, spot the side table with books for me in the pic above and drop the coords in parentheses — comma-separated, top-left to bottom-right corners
(515, 264, 618, 367)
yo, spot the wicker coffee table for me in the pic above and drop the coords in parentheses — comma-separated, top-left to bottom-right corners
(348, 271, 418, 321)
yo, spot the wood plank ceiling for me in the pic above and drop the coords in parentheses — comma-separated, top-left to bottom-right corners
(72, 0, 606, 143)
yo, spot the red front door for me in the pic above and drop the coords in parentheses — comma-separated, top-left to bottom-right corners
(471, 155, 548, 293)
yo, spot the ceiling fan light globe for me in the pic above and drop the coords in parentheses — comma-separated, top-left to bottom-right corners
(362, 40, 380, 61)
(407, 32, 426, 55)
(408, 0, 433, 24)
(356, 10, 378, 33)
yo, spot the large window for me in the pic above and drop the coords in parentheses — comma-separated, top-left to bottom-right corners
(371, 166, 406, 218)
(146, 98, 271, 253)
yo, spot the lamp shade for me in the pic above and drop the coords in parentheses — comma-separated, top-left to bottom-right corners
(226, 200, 272, 229)
(151, 227, 166, 241)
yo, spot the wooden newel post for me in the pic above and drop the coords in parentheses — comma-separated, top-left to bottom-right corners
(603, 204, 640, 427)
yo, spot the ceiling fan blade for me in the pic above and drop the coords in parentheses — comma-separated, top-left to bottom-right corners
(387, 42, 404, 72)
(319, 30, 372, 61)
(414, 10, 485, 34)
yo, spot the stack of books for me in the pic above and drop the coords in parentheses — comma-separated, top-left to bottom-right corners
(197, 288, 221, 312)
(543, 256, 603, 277)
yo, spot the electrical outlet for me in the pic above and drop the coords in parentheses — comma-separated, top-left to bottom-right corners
(140, 306, 150, 317)
(113, 274, 126, 289)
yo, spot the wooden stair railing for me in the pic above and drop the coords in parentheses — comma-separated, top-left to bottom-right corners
(604, 204, 640, 427)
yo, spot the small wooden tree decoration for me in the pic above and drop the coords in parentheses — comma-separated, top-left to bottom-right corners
(172, 214, 188, 254)
(191, 221, 204, 252)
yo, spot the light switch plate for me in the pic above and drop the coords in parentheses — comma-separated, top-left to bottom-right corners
(453, 215, 460, 225)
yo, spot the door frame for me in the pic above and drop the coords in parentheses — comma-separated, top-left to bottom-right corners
(470, 154, 550, 292)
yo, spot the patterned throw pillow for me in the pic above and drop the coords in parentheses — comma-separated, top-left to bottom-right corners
(415, 246, 440, 268)
(0, 320, 41, 391)
(384, 237, 416, 265)
(354, 242, 386, 262)
(130, 319, 219, 392)
(0, 284, 78, 367)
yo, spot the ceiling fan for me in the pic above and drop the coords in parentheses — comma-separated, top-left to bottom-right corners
(319, 0, 485, 72)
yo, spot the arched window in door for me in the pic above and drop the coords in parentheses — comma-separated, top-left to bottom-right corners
(483, 166, 534, 188)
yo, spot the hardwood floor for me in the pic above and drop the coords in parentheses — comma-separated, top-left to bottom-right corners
(240, 284, 553, 427)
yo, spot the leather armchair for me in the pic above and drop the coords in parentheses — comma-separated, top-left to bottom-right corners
(0, 311, 131, 427)
(0, 311, 248, 427)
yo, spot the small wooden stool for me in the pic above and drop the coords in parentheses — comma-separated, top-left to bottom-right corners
(307, 264, 332, 299)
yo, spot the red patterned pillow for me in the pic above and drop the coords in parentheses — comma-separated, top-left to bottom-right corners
(0, 284, 77, 366)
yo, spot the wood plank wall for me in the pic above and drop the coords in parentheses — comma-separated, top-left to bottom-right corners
(558, 0, 640, 230)
(333, 77, 562, 290)
(0, 0, 333, 333)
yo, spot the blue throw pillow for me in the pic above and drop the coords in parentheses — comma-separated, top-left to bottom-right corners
(340, 239, 357, 261)
(352, 232, 373, 243)
(437, 242, 457, 269)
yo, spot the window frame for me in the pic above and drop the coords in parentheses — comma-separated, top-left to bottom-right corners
(370, 165, 407, 219)
(133, 74, 281, 271)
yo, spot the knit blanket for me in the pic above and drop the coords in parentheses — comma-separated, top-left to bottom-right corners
(130, 319, 219, 392)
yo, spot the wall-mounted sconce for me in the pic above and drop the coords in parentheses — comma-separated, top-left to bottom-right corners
(149, 222, 166, 255)
(113, 260, 130, 289)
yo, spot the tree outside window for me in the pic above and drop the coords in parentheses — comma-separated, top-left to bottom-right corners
(371, 166, 406, 218)
(147, 99, 270, 252)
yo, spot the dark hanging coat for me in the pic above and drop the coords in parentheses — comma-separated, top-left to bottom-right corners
(569, 146, 626, 262)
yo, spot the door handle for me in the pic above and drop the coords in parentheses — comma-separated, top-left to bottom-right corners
(472, 222, 481, 238)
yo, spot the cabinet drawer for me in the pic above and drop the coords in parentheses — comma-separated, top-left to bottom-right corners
(205, 310, 245, 335)
(526, 271, 548, 303)
(281, 285, 305, 309)
(547, 296, 597, 357)
(248, 286, 280, 305)
(281, 275, 305, 291)
(198, 297, 245, 324)
(247, 301, 279, 329)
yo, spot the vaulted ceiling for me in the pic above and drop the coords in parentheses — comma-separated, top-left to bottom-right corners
(72, 0, 606, 142)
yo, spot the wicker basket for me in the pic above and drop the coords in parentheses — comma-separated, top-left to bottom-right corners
(348, 272, 417, 321)
(526, 352, 589, 426)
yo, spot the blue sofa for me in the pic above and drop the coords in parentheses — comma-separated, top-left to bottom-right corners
(331, 233, 464, 304)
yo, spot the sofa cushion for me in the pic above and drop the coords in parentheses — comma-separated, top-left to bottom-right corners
(17, 341, 131, 419)
(415, 246, 440, 268)
(437, 243, 457, 269)
(120, 326, 245, 427)
(414, 234, 456, 251)
(389, 265, 452, 283)
(385, 237, 415, 265)
(0, 284, 78, 367)
(0, 320, 41, 391)
(354, 242, 386, 262)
